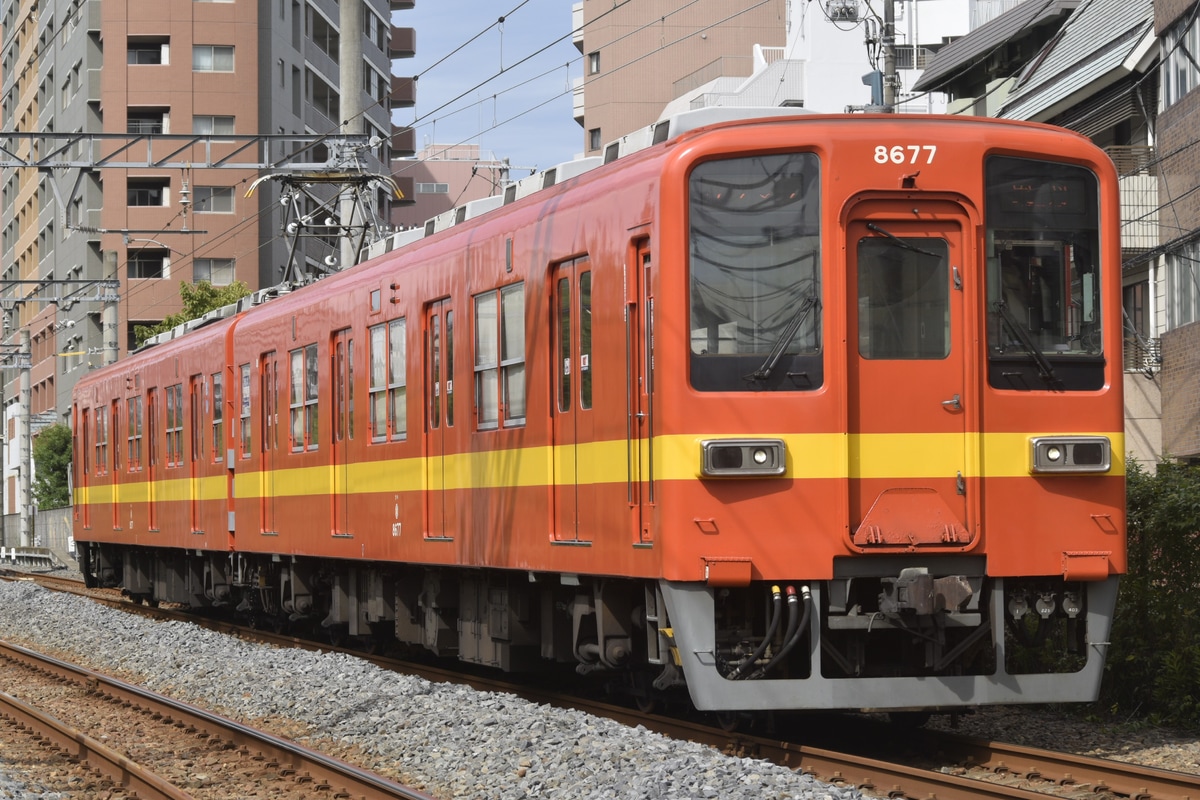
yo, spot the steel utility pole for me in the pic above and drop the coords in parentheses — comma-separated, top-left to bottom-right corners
(883, 0, 897, 111)
(340, 0, 365, 273)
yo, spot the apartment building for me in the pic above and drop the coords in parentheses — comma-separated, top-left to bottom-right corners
(0, 0, 409, 424)
(1156, 0, 1200, 459)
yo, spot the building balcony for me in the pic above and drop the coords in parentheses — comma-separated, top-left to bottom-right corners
(390, 0, 415, 9)
(572, 76, 584, 126)
(1109, 146, 1158, 253)
(390, 76, 415, 109)
(573, 2, 583, 53)
(391, 125, 415, 158)
(390, 27, 415, 60)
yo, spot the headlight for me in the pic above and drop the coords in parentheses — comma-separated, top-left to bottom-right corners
(1030, 436, 1111, 474)
(700, 439, 786, 477)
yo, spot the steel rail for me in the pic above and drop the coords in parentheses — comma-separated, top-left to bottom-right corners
(0, 689, 193, 800)
(0, 640, 435, 800)
(13, 573, 1198, 800)
(914, 729, 1200, 800)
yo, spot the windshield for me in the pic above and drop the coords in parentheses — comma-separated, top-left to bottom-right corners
(985, 157, 1103, 391)
(688, 152, 822, 392)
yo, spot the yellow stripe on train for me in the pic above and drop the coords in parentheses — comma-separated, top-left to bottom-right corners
(73, 431, 1124, 505)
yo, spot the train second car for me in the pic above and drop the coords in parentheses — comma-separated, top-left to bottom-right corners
(73, 111, 1125, 713)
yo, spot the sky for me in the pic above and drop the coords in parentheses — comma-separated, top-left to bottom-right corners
(391, 1, 584, 178)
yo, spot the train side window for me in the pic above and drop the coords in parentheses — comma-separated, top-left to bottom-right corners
(190, 375, 204, 463)
(289, 343, 319, 452)
(211, 372, 223, 461)
(445, 310, 454, 427)
(81, 407, 90, 477)
(127, 396, 143, 472)
(239, 364, 251, 457)
(580, 271, 592, 410)
(474, 283, 525, 430)
(166, 383, 183, 467)
(111, 400, 121, 472)
(369, 318, 407, 442)
(556, 276, 571, 412)
(94, 407, 107, 476)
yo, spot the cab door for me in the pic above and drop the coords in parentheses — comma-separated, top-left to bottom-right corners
(846, 199, 976, 548)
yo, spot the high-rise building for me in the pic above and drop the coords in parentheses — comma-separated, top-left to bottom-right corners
(0, 0, 411, 424)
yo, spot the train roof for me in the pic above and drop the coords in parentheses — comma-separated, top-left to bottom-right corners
(367, 106, 816, 262)
(127, 108, 1080, 358)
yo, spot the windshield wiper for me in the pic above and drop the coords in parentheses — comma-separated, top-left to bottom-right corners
(994, 300, 1064, 390)
(745, 296, 819, 383)
(865, 222, 942, 257)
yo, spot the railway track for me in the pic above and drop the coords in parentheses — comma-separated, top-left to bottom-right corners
(0, 636, 434, 799)
(7, 570, 1199, 800)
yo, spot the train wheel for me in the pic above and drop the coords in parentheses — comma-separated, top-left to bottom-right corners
(631, 672, 658, 714)
(714, 711, 743, 732)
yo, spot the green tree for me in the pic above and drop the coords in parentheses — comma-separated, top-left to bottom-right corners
(1103, 459, 1200, 729)
(133, 280, 251, 348)
(32, 423, 72, 510)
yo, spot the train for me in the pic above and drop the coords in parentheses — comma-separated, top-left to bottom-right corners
(72, 109, 1125, 715)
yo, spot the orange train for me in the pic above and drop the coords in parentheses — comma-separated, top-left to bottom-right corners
(73, 111, 1125, 713)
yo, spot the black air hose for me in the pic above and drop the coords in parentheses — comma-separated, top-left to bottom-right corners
(731, 585, 783, 680)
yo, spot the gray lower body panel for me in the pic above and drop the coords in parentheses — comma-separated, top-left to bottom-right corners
(659, 576, 1118, 711)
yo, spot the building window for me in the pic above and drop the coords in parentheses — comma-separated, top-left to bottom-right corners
(474, 283, 525, 429)
(588, 51, 600, 74)
(128, 37, 169, 65)
(194, 186, 234, 213)
(128, 108, 168, 134)
(588, 127, 601, 151)
(193, 115, 234, 134)
(1167, 239, 1200, 328)
(129, 248, 169, 279)
(369, 318, 406, 441)
(416, 183, 449, 194)
(1162, 13, 1200, 110)
(310, 9, 339, 61)
(289, 343, 319, 451)
(307, 69, 339, 120)
(193, 45, 234, 72)
(194, 258, 235, 285)
(128, 178, 170, 206)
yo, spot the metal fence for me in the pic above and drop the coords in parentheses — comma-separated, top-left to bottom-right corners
(1, 507, 76, 566)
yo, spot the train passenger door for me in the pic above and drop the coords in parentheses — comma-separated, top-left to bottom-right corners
(424, 299, 455, 539)
(551, 258, 594, 542)
(627, 244, 654, 544)
(110, 401, 121, 530)
(846, 199, 975, 547)
(146, 388, 159, 531)
(79, 406, 91, 529)
(331, 328, 353, 537)
(189, 375, 204, 533)
(260, 352, 279, 534)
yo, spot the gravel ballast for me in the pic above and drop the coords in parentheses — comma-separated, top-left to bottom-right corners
(0, 579, 861, 800)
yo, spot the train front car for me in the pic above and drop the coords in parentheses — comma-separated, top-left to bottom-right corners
(651, 115, 1124, 712)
